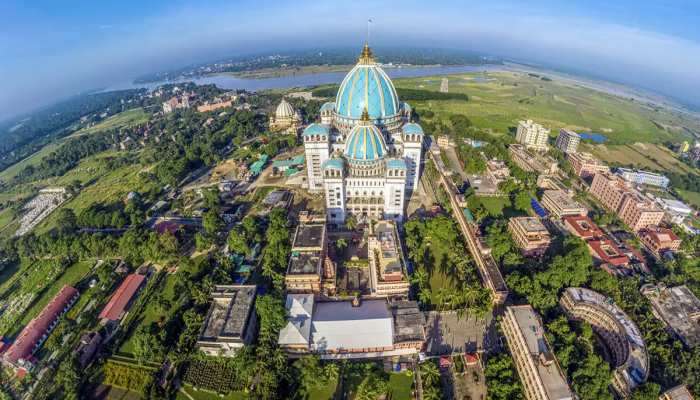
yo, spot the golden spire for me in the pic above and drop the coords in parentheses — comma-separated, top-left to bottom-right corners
(358, 42, 374, 64)
(360, 107, 370, 122)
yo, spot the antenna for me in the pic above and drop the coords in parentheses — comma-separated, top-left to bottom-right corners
(367, 18, 372, 44)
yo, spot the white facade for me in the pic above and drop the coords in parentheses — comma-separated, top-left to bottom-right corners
(617, 168, 670, 188)
(516, 120, 550, 151)
(555, 129, 580, 154)
(303, 44, 423, 224)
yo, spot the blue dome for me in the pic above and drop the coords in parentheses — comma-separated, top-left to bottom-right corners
(335, 56, 399, 120)
(303, 123, 330, 136)
(402, 123, 424, 135)
(344, 123, 387, 161)
(320, 102, 335, 112)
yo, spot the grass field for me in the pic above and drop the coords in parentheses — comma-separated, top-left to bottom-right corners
(388, 372, 414, 400)
(476, 196, 514, 217)
(583, 142, 693, 174)
(176, 385, 247, 400)
(308, 377, 339, 400)
(12, 260, 94, 335)
(394, 71, 696, 144)
(676, 189, 700, 209)
(68, 108, 148, 138)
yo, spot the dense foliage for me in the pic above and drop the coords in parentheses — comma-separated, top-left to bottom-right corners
(484, 354, 524, 400)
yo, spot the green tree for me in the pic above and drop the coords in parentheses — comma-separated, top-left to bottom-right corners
(203, 208, 223, 237)
(484, 354, 524, 400)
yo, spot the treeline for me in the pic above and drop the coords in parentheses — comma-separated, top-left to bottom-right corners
(311, 85, 469, 101)
(0, 89, 146, 170)
(13, 131, 119, 183)
(668, 172, 700, 192)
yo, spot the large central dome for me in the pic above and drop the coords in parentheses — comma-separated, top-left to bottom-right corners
(335, 44, 400, 120)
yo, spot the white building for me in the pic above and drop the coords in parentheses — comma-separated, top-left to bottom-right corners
(616, 168, 670, 188)
(555, 129, 580, 154)
(303, 44, 422, 224)
(516, 120, 550, 151)
(656, 198, 693, 224)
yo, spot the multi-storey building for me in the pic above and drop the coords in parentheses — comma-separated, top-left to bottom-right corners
(567, 152, 609, 179)
(555, 129, 580, 154)
(286, 224, 331, 294)
(501, 305, 574, 400)
(303, 44, 422, 224)
(618, 192, 665, 232)
(616, 168, 670, 188)
(196, 285, 257, 357)
(562, 215, 604, 240)
(589, 173, 664, 231)
(560, 287, 649, 398)
(541, 190, 587, 219)
(638, 226, 682, 258)
(367, 220, 410, 297)
(485, 159, 511, 186)
(641, 284, 700, 349)
(509, 144, 559, 175)
(508, 217, 551, 257)
(516, 120, 550, 151)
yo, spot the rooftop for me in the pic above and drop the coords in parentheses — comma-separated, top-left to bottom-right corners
(587, 239, 630, 266)
(642, 285, 700, 348)
(99, 274, 146, 321)
(512, 217, 548, 234)
(563, 215, 604, 239)
(4, 285, 79, 365)
(279, 294, 314, 346)
(199, 285, 256, 342)
(288, 251, 322, 275)
(292, 224, 326, 251)
(508, 305, 574, 400)
(390, 301, 424, 343)
(311, 299, 393, 352)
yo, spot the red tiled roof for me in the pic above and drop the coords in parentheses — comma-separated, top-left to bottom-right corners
(563, 215, 603, 239)
(4, 285, 78, 365)
(99, 274, 146, 321)
(641, 227, 680, 246)
(154, 220, 182, 235)
(588, 239, 629, 266)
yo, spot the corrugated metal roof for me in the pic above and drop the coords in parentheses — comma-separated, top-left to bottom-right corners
(99, 274, 146, 321)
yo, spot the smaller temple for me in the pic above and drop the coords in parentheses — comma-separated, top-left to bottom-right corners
(269, 98, 301, 135)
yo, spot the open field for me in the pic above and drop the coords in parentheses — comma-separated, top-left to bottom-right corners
(176, 385, 247, 400)
(12, 260, 93, 335)
(232, 64, 353, 79)
(582, 142, 694, 174)
(0, 142, 62, 183)
(68, 108, 148, 138)
(307, 377, 338, 400)
(677, 189, 700, 209)
(394, 71, 697, 144)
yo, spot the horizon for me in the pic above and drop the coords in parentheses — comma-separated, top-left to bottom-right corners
(2, 0, 700, 121)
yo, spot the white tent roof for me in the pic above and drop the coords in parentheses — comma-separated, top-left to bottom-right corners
(278, 294, 314, 346)
(310, 300, 393, 351)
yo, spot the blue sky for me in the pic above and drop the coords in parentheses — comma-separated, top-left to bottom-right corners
(2, 0, 700, 120)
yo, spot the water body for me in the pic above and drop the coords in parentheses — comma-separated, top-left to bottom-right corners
(109, 65, 507, 93)
(579, 132, 608, 143)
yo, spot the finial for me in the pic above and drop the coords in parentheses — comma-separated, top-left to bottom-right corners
(358, 42, 374, 64)
(361, 107, 370, 122)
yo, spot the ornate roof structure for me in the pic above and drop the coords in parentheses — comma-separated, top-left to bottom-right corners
(343, 111, 387, 161)
(335, 44, 399, 120)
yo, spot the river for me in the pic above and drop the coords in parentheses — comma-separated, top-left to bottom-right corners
(108, 64, 508, 93)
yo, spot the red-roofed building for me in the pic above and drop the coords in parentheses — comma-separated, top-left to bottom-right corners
(99, 274, 147, 323)
(639, 226, 682, 258)
(3, 285, 79, 370)
(587, 238, 630, 267)
(154, 220, 183, 236)
(563, 215, 604, 240)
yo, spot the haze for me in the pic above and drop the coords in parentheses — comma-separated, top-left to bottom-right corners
(2, 0, 700, 121)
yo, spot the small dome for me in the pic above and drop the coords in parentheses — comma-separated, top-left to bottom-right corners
(320, 102, 336, 112)
(402, 123, 424, 135)
(303, 123, 330, 137)
(387, 159, 407, 170)
(275, 98, 295, 119)
(344, 117, 387, 161)
(322, 158, 344, 170)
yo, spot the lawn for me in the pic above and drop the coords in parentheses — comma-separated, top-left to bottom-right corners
(308, 377, 338, 400)
(176, 385, 247, 400)
(583, 142, 693, 174)
(677, 189, 700, 210)
(12, 260, 94, 335)
(69, 108, 148, 138)
(476, 196, 512, 217)
(394, 71, 696, 144)
(388, 372, 414, 400)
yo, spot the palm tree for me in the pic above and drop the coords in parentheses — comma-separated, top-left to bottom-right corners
(345, 215, 358, 231)
(411, 269, 428, 287)
(418, 288, 432, 306)
(335, 238, 348, 252)
(423, 386, 442, 400)
(420, 362, 441, 388)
